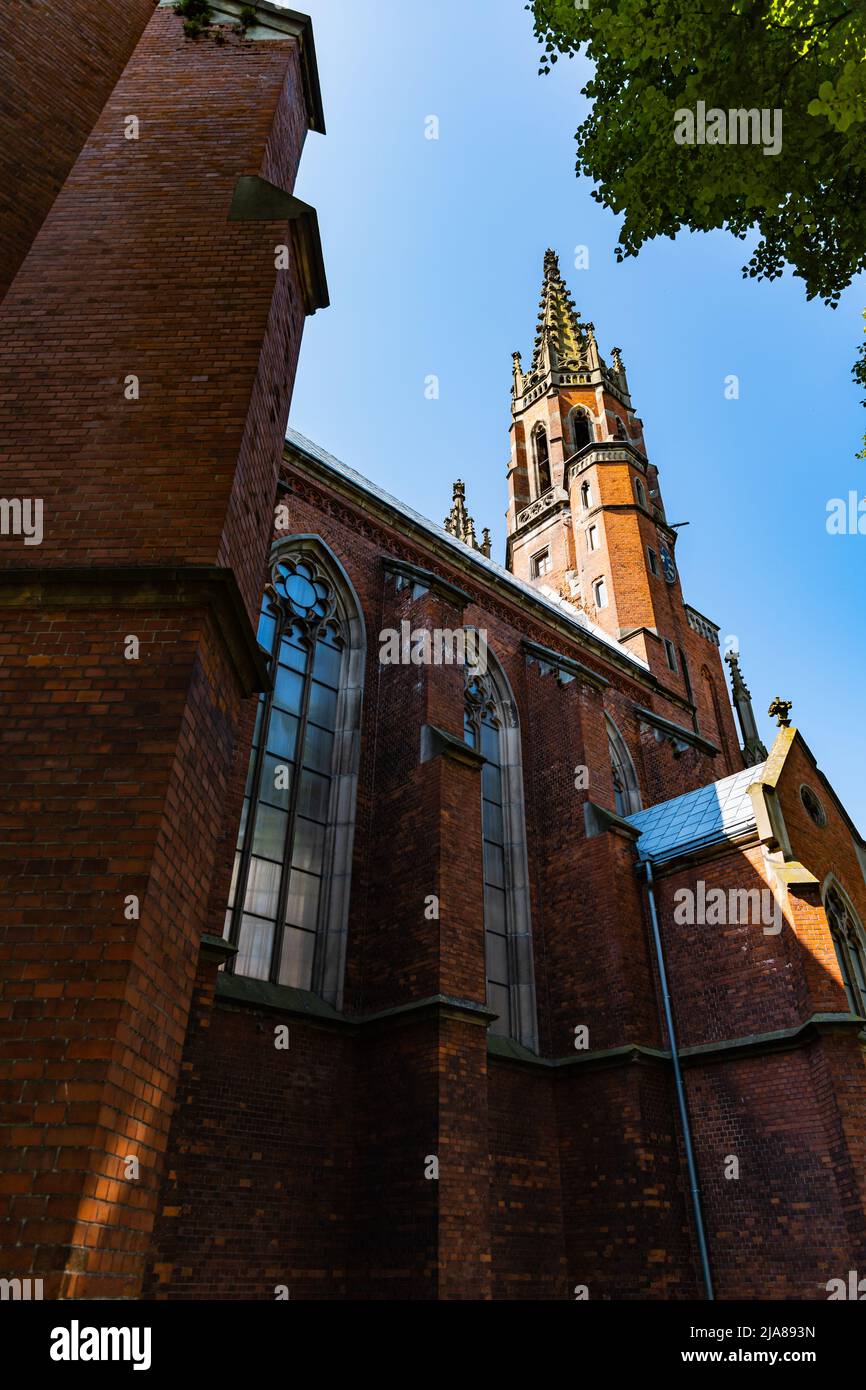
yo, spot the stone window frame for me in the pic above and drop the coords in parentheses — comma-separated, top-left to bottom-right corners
(568, 405, 595, 454)
(531, 422, 552, 498)
(531, 547, 552, 578)
(464, 637, 538, 1052)
(593, 576, 608, 609)
(227, 534, 365, 1009)
(606, 714, 642, 816)
(823, 876, 866, 1021)
(800, 783, 827, 829)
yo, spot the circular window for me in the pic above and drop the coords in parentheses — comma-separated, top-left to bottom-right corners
(274, 559, 332, 621)
(800, 784, 826, 828)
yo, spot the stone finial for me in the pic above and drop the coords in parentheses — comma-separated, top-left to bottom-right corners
(768, 696, 793, 728)
(444, 480, 491, 558)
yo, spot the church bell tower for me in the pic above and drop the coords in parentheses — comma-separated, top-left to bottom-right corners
(507, 251, 684, 681)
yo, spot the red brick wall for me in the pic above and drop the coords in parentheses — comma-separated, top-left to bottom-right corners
(146, 959, 354, 1300)
(686, 1044, 865, 1298)
(488, 1060, 567, 1298)
(556, 1062, 699, 1299)
(0, 10, 320, 1296)
(0, 0, 158, 303)
(0, 601, 242, 1296)
(0, 8, 310, 622)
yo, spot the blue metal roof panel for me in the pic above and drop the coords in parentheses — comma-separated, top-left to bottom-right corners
(626, 763, 766, 863)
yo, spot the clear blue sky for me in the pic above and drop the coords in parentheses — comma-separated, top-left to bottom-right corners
(288, 0, 866, 830)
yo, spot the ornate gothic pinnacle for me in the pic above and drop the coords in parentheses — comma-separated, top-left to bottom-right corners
(444, 480, 491, 558)
(725, 649, 768, 763)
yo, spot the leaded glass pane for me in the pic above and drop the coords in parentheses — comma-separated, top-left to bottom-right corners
(266, 708, 300, 760)
(488, 981, 511, 1038)
(244, 855, 281, 920)
(227, 851, 242, 909)
(285, 869, 321, 933)
(313, 640, 342, 687)
(308, 680, 338, 730)
(259, 754, 293, 810)
(483, 798, 504, 846)
(481, 760, 502, 803)
(480, 721, 500, 763)
(485, 884, 507, 934)
(273, 665, 305, 715)
(234, 915, 275, 981)
(251, 803, 288, 863)
(278, 926, 317, 991)
(484, 841, 506, 891)
(297, 769, 331, 824)
(486, 930, 509, 986)
(303, 722, 334, 775)
(292, 817, 326, 876)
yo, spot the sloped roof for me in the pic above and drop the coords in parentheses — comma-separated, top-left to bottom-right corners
(284, 427, 649, 673)
(626, 762, 766, 864)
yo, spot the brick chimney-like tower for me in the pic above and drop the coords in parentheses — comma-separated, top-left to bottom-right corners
(0, 1, 327, 1299)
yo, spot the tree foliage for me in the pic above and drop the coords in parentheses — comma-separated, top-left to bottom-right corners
(529, 0, 866, 438)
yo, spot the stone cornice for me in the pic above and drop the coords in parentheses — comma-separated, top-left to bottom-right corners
(634, 705, 720, 758)
(228, 180, 328, 314)
(583, 800, 642, 842)
(382, 556, 472, 612)
(216, 973, 496, 1028)
(158, 1, 326, 134)
(487, 1012, 864, 1072)
(421, 723, 485, 771)
(523, 638, 609, 690)
(566, 440, 649, 479)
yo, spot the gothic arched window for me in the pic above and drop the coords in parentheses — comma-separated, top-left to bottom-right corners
(634, 476, 648, 509)
(572, 410, 592, 452)
(580, 479, 592, 510)
(607, 715, 642, 817)
(533, 425, 551, 495)
(225, 542, 365, 1006)
(464, 649, 537, 1049)
(825, 882, 866, 1019)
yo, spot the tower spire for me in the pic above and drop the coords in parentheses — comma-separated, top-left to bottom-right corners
(530, 249, 598, 376)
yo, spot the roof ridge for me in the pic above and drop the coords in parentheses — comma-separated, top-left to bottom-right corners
(284, 427, 649, 674)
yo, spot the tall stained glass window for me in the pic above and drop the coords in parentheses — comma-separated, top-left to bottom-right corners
(225, 550, 361, 994)
(463, 652, 537, 1048)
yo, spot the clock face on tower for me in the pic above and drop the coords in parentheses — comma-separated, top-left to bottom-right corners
(659, 542, 677, 584)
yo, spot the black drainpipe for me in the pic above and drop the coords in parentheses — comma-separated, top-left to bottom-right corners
(642, 858, 715, 1300)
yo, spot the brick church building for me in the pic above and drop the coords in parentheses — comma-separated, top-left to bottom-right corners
(3, 1, 866, 1304)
